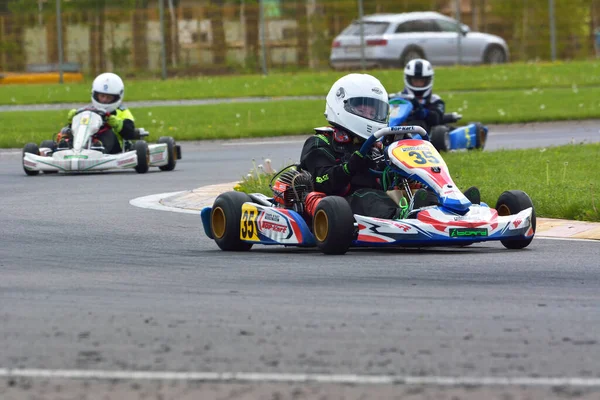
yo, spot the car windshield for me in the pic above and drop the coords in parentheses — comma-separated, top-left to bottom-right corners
(340, 21, 389, 36)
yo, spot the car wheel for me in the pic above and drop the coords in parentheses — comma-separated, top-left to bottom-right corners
(134, 140, 149, 174)
(430, 125, 450, 152)
(23, 143, 40, 176)
(157, 136, 177, 171)
(495, 190, 536, 250)
(313, 196, 355, 255)
(399, 46, 425, 67)
(483, 45, 506, 64)
(211, 191, 254, 251)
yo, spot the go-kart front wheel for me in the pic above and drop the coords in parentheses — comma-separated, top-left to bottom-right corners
(495, 190, 536, 250)
(23, 143, 40, 176)
(313, 196, 355, 255)
(430, 126, 450, 152)
(158, 136, 177, 171)
(211, 191, 253, 251)
(134, 140, 149, 174)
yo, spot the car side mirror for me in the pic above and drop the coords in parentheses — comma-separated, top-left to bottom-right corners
(460, 24, 470, 35)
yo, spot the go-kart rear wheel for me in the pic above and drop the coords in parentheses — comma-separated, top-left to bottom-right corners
(211, 191, 253, 251)
(23, 143, 40, 176)
(473, 122, 487, 150)
(157, 136, 177, 171)
(495, 190, 536, 250)
(313, 196, 355, 255)
(134, 140, 149, 174)
(430, 125, 450, 152)
(40, 140, 57, 151)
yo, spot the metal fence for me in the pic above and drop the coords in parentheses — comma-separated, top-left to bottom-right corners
(0, 0, 598, 79)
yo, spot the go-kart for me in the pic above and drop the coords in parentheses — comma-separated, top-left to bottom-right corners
(388, 93, 488, 152)
(22, 106, 181, 175)
(201, 126, 535, 255)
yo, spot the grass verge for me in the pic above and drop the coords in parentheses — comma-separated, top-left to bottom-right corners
(235, 143, 600, 222)
(2, 60, 600, 105)
(2, 86, 600, 148)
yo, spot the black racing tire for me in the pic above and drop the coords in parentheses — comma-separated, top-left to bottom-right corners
(134, 140, 149, 174)
(399, 46, 425, 68)
(23, 142, 40, 176)
(211, 191, 254, 251)
(473, 122, 487, 150)
(483, 44, 507, 64)
(430, 125, 450, 152)
(40, 140, 57, 151)
(313, 196, 355, 255)
(158, 136, 177, 171)
(495, 190, 536, 249)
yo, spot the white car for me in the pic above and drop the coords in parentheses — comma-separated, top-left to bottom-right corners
(330, 11, 509, 69)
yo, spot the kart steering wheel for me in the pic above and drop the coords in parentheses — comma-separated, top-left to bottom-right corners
(359, 126, 428, 157)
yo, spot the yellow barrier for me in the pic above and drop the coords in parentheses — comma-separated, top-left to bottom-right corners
(0, 72, 84, 85)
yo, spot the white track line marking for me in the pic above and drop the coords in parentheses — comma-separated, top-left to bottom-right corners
(1, 369, 600, 387)
(129, 191, 199, 215)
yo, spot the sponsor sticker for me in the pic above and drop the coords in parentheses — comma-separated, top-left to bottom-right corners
(449, 228, 488, 238)
(117, 157, 136, 166)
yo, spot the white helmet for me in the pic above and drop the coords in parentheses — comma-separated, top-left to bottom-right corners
(404, 59, 434, 98)
(91, 72, 124, 113)
(324, 73, 389, 140)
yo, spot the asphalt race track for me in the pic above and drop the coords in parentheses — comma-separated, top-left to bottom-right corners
(1, 120, 599, 399)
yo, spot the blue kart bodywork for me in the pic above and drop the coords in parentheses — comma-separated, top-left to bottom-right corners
(388, 97, 488, 152)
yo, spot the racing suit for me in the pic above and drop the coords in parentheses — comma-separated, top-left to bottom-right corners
(402, 89, 445, 132)
(299, 126, 400, 220)
(99, 106, 136, 154)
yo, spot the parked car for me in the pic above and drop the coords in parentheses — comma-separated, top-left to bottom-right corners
(330, 11, 509, 69)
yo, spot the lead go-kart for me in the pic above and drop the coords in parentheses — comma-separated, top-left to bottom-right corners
(201, 126, 535, 255)
(388, 93, 488, 152)
(22, 106, 182, 175)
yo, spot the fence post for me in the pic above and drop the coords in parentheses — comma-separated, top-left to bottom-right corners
(358, 0, 365, 70)
(549, 0, 556, 61)
(259, 0, 268, 75)
(159, 0, 167, 79)
(56, 0, 64, 83)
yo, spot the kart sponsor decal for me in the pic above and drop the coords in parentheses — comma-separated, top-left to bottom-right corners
(264, 213, 280, 222)
(151, 153, 165, 162)
(117, 157, 136, 166)
(276, 209, 303, 242)
(240, 204, 260, 241)
(64, 155, 89, 159)
(449, 227, 488, 238)
(23, 160, 37, 168)
(464, 126, 471, 148)
(513, 218, 523, 228)
(260, 220, 288, 234)
(80, 116, 90, 125)
(392, 145, 441, 168)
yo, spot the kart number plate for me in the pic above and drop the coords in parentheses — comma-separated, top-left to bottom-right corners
(392, 144, 441, 168)
(240, 204, 260, 242)
(80, 116, 90, 125)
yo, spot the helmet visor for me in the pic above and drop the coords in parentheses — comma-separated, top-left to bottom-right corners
(344, 97, 389, 123)
(407, 76, 432, 88)
(93, 91, 120, 105)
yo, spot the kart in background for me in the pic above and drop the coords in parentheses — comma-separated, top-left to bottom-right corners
(388, 93, 488, 152)
(201, 126, 535, 255)
(22, 106, 181, 175)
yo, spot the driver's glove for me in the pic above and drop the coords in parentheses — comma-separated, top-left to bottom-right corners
(344, 151, 369, 176)
(107, 115, 124, 134)
(67, 109, 77, 123)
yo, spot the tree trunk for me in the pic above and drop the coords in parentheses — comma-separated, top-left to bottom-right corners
(164, 0, 180, 67)
(209, 0, 227, 66)
(295, 0, 308, 67)
(132, 0, 149, 70)
(46, 13, 67, 65)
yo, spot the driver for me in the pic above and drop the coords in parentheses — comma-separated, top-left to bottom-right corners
(57, 72, 137, 154)
(299, 73, 404, 219)
(400, 58, 445, 132)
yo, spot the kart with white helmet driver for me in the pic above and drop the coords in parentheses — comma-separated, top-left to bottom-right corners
(22, 106, 182, 175)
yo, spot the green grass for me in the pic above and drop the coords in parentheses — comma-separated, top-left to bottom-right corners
(3, 85, 600, 148)
(235, 143, 600, 222)
(2, 60, 600, 105)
